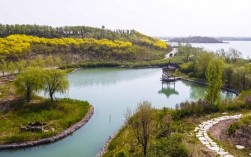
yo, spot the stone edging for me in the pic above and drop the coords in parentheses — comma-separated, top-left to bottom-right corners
(96, 131, 118, 157)
(194, 114, 242, 157)
(0, 106, 94, 150)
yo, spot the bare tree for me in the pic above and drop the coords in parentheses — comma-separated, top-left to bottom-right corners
(125, 101, 154, 157)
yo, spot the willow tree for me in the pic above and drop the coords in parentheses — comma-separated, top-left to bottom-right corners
(15, 67, 44, 102)
(126, 101, 154, 157)
(205, 59, 224, 105)
(43, 69, 69, 102)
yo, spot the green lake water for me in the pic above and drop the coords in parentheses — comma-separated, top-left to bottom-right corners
(0, 68, 234, 157)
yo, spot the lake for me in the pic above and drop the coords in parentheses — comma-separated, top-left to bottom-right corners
(0, 68, 234, 157)
(170, 41, 251, 59)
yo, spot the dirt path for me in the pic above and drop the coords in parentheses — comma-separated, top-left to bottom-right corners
(208, 119, 237, 141)
(208, 117, 251, 157)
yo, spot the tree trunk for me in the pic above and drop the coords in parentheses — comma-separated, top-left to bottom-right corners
(143, 145, 147, 157)
(27, 87, 31, 102)
(49, 92, 54, 102)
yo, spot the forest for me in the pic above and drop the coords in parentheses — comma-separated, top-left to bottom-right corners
(0, 24, 169, 63)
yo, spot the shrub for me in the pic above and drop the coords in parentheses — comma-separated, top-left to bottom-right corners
(173, 99, 214, 120)
(180, 61, 194, 73)
(148, 133, 189, 157)
(115, 149, 129, 157)
(219, 100, 239, 111)
(219, 99, 246, 112)
(228, 122, 239, 135)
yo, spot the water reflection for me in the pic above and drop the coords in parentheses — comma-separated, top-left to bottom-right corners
(158, 82, 179, 98)
(182, 81, 207, 100)
(182, 80, 235, 100)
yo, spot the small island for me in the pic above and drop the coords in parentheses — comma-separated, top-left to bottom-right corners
(0, 68, 94, 149)
(169, 36, 223, 43)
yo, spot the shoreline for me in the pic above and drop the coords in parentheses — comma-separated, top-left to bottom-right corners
(180, 78, 239, 96)
(0, 106, 94, 150)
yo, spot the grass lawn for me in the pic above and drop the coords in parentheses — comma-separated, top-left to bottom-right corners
(0, 98, 91, 144)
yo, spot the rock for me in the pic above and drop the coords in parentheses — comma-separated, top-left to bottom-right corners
(236, 145, 245, 149)
(210, 146, 220, 151)
(51, 128, 55, 132)
(28, 126, 43, 132)
(224, 155, 234, 157)
(43, 130, 49, 133)
(217, 151, 228, 155)
(222, 112, 228, 115)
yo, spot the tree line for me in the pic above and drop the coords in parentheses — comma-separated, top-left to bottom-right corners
(0, 24, 168, 50)
(178, 45, 251, 93)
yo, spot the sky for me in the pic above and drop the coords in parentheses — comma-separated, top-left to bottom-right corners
(1, 0, 251, 37)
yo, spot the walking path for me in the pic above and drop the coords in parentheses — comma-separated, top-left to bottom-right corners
(165, 48, 178, 58)
(194, 114, 242, 157)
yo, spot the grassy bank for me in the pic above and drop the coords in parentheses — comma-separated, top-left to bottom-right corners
(0, 98, 91, 144)
(103, 89, 251, 157)
(104, 110, 251, 157)
(60, 59, 171, 69)
(103, 108, 214, 157)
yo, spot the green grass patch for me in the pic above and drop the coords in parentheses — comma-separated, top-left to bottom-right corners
(0, 98, 90, 144)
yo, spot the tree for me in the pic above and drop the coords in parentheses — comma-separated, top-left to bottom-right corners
(0, 59, 7, 76)
(205, 59, 224, 105)
(46, 55, 54, 67)
(43, 69, 68, 102)
(126, 101, 154, 157)
(7, 61, 16, 75)
(16, 60, 26, 73)
(178, 44, 193, 61)
(29, 59, 38, 67)
(54, 56, 62, 67)
(15, 67, 44, 102)
(194, 52, 213, 78)
(223, 64, 234, 87)
(37, 55, 45, 67)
